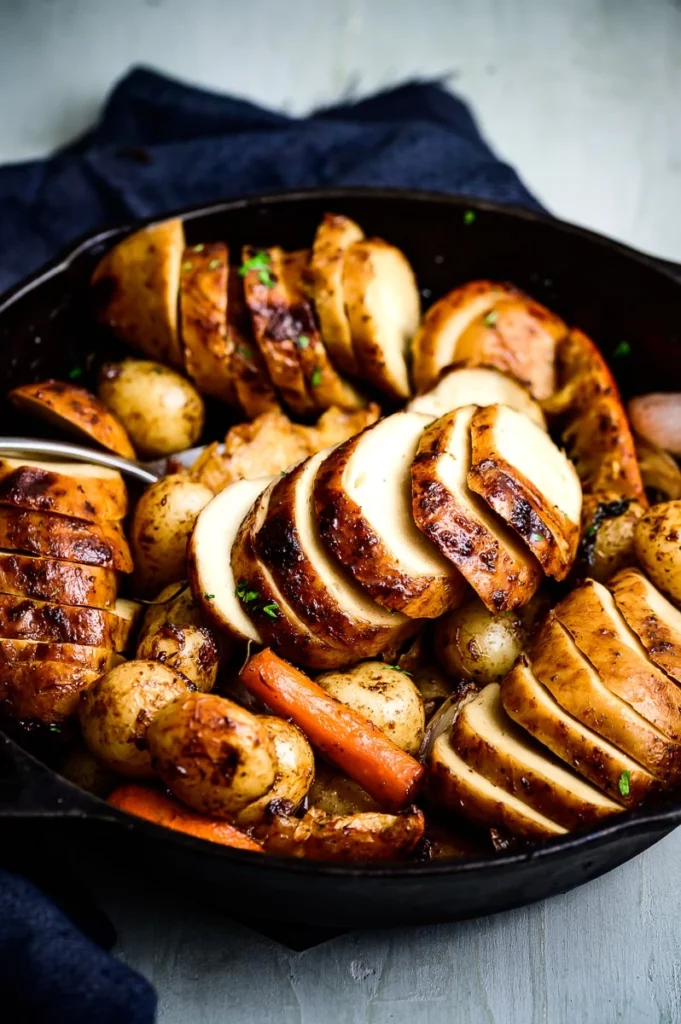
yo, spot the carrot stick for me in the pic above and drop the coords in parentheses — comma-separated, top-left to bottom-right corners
(108, 785, 263, 852)
(240, 649, 425, 811)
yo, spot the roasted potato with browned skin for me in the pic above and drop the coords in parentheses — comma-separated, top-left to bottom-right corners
(434, 598, 527, 684)
(316, 661, 425, 755)
(635, 501, 681, 606)
(147, 692, 277, 817)
(578, 493, 645, 583)
(130, 475, 213, 597)
(138, 582, 205, 639)
(253, 805, 425, 861)
(98, 359, 205, 459)
(79, 661, 190, 777)
(234, 717, 315, 826)
(136, 623, 219, 692)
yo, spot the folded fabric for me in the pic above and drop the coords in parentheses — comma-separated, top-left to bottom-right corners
(0, 66, 541, 1023)
(0, 66, 540, 294)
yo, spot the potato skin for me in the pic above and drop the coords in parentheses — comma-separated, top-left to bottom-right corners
(131, 476, 213, 597)
(147, 692, 277, 817)
(316, 661, 425, 755)
(435, 598, 526, 684)
(635, 501, 681, 605)
(80, 661, 190, 777)
(579, 493, 644, 583)
(139, 582, 206, 639)
(98, 359, 205, 458)
(234, 717, 315, 826)
(136, 623, 219, 692)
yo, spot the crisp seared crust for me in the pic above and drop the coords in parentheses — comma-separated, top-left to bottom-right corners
(0, 552, 117, 608)
(0, 461, 128, 522)
(467, 405, 580, 579)
(529, 615, 681, 783)
(256, 452, 415, 655)
(179, 242, 236, 404)
(501, 657, 661, 807)
(9, 380, 135, 459)
(231, 483, 356, 669)
(0, 638, 119, 669)
(609, 568, 681, 684)
(307, 213, 364, 376)
(91, 219, 185, 368)
(226, 269, 280, 417)
(411, 407, 542, 612)
(0, 507, 133, 572)
(0, 594, 135, 650)
(254, 806, 425, 860)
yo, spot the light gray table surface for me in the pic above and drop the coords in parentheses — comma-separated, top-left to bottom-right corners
(2, 1, 681, 1021)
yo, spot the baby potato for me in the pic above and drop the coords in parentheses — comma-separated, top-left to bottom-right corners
(435, 598, 526, 684)
(635, 500, 681, 605)
(147, 692, 277, 817)
(131, 475, 213, 596)
(98, 359, 205, 459)
(80, 660, 190, 777)
(580, 493, 645, 583)
(136, 623, 219, 692)
(139, 581, 205, 639)
(235, 717, 315, 826)
(316, 661, 425, 755)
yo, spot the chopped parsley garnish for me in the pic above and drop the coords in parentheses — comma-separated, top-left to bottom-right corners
(463, 210, 476, 225)
(68, 366, 84, 381)
(311, 366, 322, 387)
(182, 261, 193, 272)
(262, 602, 279, 619)
(208, 258, 222, 270)
(613, 340, 631, 358)
(48, 723, 62, 734)
(530, 532, 544, 543)
(236, 344, 253, 361)
(239, 251, 271, 276)
(258, 268, 275, 287)
(484, 310, 498, 327)
(585, 524, 598, 538)
(235, 581, 259, 604)
(298, 335, 310, 349)
(387, 665, 412, 676)
(203, 593, 215, 600)
(193, 243, 205, 253)
(618, 770, 631, 797)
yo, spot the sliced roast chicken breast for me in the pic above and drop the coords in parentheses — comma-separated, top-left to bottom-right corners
(408, 365, 546, 428)
(0, 507, 133, 573)
(554, 579, 681, 741)
(187, 476, 271, 644)
(411, 405, 542, 612)
(179, 241, 236, 405)
(0, 552, 117, 609)
(314, 411, 468, 618)
(0, 459, 128, 522)
(307, 213, 364, 376)
(609, 568, 681, 684)
(225, 269, 280, 417)
(429, 732, 566, 841)
(0, 657, 123, 723)
(501, 657, 661, 807)
(255, 449, 415, 655)
(529, 614, 681, 783)
(0, 595, 137, 650)
(452, 683, 622, 828)
(342, 240, 420, 400)
(468, 404, 581, 579)
(0, 638, 121, 670)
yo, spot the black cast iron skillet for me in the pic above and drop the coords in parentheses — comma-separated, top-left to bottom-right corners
(1, 188, 681, 930)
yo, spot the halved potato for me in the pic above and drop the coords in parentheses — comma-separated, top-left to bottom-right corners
(0, 552, 117, 609)
(468, 404, 581, 579)
(0, 459, 128, 522)
(429, 732, 566, 841)
(0, 507, 133, 572)
(307, 213, 364, 375)
(609, 568, 681, 684)
(0, 594, 138, 650)
(454, 296, 566, 400)
(315, 411, 467, 617)
(412, 405, 543, 612)
(452, 683, 622, 828)
(256, 449, 414, 655)
(254, 805, 425, 861)
(179, 242, 236, 404)
(9, 380, 135, 459)
(241, 245, 315, 416)
(187, 476, 271, 644)
(634, 500, 681, 605)
(0, 658, 123, 724)
(412, 280, 520, 391)
(408, 365, 546, 427)
(278, 250, 365, 411)
(234, 717, 315, 826)
(231, 481, 350, 668)
(554, 579, 681, 741)
(342, 239, 420, 399)
(136, 623, 219, 692)
(91, 219, 185, 368)
(530, 615, 681, 782)
(501, 657, 660, 807)
(225, 269, 280, 418)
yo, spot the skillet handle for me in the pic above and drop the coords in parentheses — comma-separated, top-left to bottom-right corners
(0, 731, 101, 820)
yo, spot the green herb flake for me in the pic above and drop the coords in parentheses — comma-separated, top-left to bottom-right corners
(208, 258, 223, 270)
(387, 664, 413, 676)
(463, 210, 476, 226)
(618, 770, 631, 797)
(68, 366, 84, 381)
(262, 602, 279, 619)
(585, 524, 597, 538)
(280, 470, 287, 476)
(298, 334, 310, 349)
(239, 251, 271, 277)
(235, 581, 259, 604)
(530, 532, 544, 543)
(484, 310, 498, 327)
(257, 268, 275, 287)
(311, 366, 322, 388)
(193, 243, 205, 253)
(182, 261, 193, 272)
(613, 340, 631, 358)
(48, 723, 62, 734)
(203, 593, 215, 601)
(236, 344, 253, 361)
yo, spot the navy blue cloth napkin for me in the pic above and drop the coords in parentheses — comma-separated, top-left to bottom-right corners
(0, 67, 539, 1022)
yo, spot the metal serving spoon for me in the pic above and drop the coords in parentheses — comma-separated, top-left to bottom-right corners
(0, 437, 161, 485)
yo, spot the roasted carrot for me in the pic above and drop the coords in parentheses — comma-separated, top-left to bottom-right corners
(240, 649, 425, 811)
(108, 784, 263, 852)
